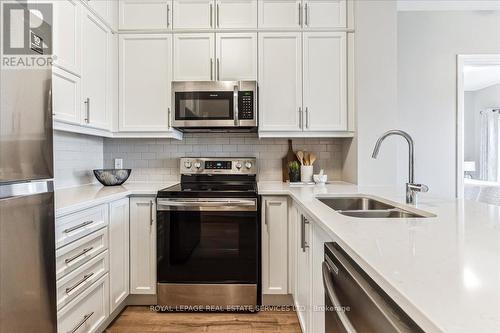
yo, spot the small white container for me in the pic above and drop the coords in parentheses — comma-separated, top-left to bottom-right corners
(300, 165, 313, 182)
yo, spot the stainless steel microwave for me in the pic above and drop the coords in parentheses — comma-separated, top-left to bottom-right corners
(172, 81, 257, 132)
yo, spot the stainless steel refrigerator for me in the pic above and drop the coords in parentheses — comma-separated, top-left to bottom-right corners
(0, 3, 56, 332)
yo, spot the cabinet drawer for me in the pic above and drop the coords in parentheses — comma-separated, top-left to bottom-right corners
(57, 250, 109, 310)
(56, 204, 108, 248)
(56, 228, 108, 280)
(57, 274, 109, 333)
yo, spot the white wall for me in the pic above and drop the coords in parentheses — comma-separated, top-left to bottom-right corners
(352, 0, 399, 186)
(397, 10, 500, 198)
(54, 131, 104, 188)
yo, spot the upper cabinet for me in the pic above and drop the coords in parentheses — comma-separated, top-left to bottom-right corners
(173, 33, 215, 80)
(258, 0, 346, 30)
(82, 9, 110, 130)
(173, 0, 213, 30)
(119, 0, 172, 30)
(215, 33, 257, 80)
(119, 34, 173, 132)
(52, 0, 81, 76)
(216, 0, 257, 29)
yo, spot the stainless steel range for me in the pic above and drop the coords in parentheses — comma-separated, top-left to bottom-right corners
(156, 158, 260, 311)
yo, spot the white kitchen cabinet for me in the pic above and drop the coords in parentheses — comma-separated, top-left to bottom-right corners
(310, 223, 331, 333)
(130, 197, 156, 295)
(215, 33, 257, 81)
(258, 0, 301, 29)
(303, 32, 346, 131)
(52, 0, 81, 76)
(258, 32, 302, 132)
(216, 0, 257, 29)
(303, 0, 346, 29)
(119, 34, 173, 132)
(119, 0, 172, 30)
(86, 0, 110, 25)
(52, 67, 81, 125)
(109, 198, 130, 312)
(173, 33, 215, 80)
(261, 196, 288, 295)
(173, 0, 214, 30)
(295, 211, 312, 333)
(82, 9, 110, 130)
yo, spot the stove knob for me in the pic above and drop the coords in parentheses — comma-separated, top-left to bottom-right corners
(184, 161, 192, 169)
(235, 162, 242, 170)
(245, 162, 253, 170)
(194, 162, 202, 169)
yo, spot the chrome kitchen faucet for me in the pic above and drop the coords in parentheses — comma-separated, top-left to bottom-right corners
(372, 130, 429, 205)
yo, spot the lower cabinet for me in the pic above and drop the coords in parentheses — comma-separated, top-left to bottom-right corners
(295, 208, 312, 332)
(129, 196, 157, 295)
(109, 198, 130, 312)
(261, 196, 289, 294)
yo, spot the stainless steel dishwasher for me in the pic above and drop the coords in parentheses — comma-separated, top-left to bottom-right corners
(323, 243, 424, 333)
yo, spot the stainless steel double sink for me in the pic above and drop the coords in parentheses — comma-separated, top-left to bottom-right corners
(317, 196, 434, 219)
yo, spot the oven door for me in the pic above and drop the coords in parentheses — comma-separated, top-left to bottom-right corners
(157, 198, 259, 284)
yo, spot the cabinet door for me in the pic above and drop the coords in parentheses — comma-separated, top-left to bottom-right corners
(258, 32, 302, 132)
(86, 0, 110, 24)
(216, 0, 257, 29)
(173, 0, 214, 30)
(109, 198, 130, 312)
(303, 0, 346, 29)
(295, 212, 311, 333)
(119, 34, 172, 132)
(82, 10, 109, 130)
(258, 0, 301, 29)
(119, 0, 171, 30)
(52, 68, 81, 125)
(173, 33, 215, 81)
(130, 197, 156, 295)
(52, 0, 81, 75)
(303, 32, 346, 131)
(311, 223, 331, 333)
(216, 33, 257, 81)
(261, 196, 288, 295)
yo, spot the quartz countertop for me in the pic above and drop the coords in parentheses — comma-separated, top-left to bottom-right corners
(258, 181, 500, 333)
(55, 182, 176, 217)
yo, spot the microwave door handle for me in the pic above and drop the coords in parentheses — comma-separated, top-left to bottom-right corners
(234, 84, 239, 126)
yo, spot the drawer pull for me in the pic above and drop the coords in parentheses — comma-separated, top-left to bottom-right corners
(65, 272, 95, 294)
(64, 247, 94, 264)
(63, 220, 94, 234)
(67, 311, 94, 333)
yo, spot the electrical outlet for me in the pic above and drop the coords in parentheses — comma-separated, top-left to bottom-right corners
(114, 158, 123, 169)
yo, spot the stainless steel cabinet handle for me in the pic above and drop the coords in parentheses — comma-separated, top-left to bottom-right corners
(167, 3, 170, 27)
(210, 58, 213, 80)
(168, 107, 171, 128)
(305, 3, 309, 26)
(67, 312, 94, 333)
(217, 3, 220, 27)
(217, 58, 220, 80)
(305, 107, 309, 128)
(298, 107, 302, 129)
(149, 200, 154, 226)
(210, 3, 213, 27)
(322, 262, 357, 333)
(84, 97, 90, 123)
(301, 215, 309, 252)
(298, 3, 302, 26)
(65, 272, 94, 294)
(64, 247, 94, 264)
(63, 220, 93, 234)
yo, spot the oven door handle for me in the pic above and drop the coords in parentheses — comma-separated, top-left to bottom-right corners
(157, 198, 257, 211)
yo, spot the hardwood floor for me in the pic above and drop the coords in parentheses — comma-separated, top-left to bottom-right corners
(105, 306, 302, 333)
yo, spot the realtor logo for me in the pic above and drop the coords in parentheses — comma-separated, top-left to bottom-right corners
(2, 1, 52, 68)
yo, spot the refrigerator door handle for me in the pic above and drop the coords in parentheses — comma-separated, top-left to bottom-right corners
(0, 180, 54, 200)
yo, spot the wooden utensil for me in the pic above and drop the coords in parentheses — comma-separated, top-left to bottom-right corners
(309, 153, 316, 165)
(296, 151, 304, 165)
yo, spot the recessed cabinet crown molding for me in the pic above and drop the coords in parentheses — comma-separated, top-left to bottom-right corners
(119, 34, 175, 132)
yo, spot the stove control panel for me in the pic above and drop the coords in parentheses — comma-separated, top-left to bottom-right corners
(180, 158, 257, 175)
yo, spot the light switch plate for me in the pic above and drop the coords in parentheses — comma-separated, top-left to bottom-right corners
(114, 158, 123, 169)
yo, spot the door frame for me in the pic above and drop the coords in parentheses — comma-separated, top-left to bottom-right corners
(456, 54, 500, 198)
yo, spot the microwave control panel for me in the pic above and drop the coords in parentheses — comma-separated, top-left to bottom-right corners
(238, 91, 254, 120)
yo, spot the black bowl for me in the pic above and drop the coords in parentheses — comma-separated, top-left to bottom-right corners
(93, 169, 132, 186)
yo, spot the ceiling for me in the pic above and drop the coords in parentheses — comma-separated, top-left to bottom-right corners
(464, 65, 500, 91)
